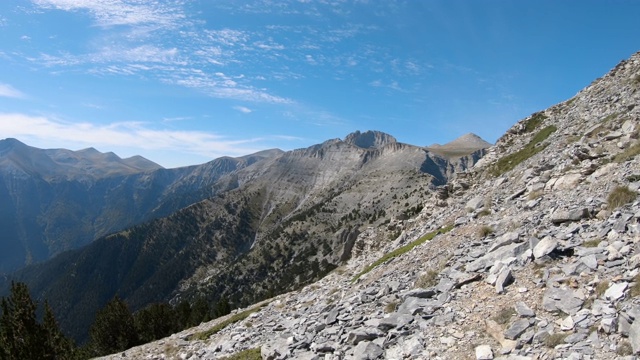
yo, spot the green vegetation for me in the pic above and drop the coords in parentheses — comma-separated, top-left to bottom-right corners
(191, 304, 267, 341)
(0, 282, 75, 360)
(626, 174, 640, 182)
(630, 274, 640, 298)
(477, 225, 494, 238)
(384, 301, 398, 314)
(490, 125, 557, 176)
(220, 347, 262, 360)
(352, 225, 454, 282)
(492, 306, 515, 325)
(523, 112, 547, 133)
(617, 341, 633, 356)
(89, 297, 138, 356)
(582, 239, 602, 248)
(544, 332, 568, 348)
(613, 141, 640, 163)
(607, 185, 637, 209)
(596, 280, 610, 298)
(527, 190, 544, 200)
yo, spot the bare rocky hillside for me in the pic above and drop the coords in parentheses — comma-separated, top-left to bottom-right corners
(100, 51, 640, 359)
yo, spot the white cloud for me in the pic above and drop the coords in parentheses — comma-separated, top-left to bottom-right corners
(0, 83, 25, 99)
(0, 112, 270, 166)
(234, 106, 253, 113)
(31, 0, 186, 28)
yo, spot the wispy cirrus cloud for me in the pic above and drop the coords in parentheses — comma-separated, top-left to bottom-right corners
(0, 83, 26, 99)
(31, 0, 186, 28)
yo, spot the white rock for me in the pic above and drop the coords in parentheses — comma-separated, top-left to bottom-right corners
(475, 345, 494, 360)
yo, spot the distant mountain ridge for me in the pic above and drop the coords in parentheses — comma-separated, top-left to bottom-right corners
(0, 138, 162, 180)
(0, 139, 283, 273)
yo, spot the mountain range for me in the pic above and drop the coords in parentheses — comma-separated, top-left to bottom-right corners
(87, 50, 639, 360)
(0, 130, 488, 342)
(3, 50, 639, 360)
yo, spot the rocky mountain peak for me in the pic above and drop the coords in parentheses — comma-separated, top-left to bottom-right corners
(344, 130, 397, 149)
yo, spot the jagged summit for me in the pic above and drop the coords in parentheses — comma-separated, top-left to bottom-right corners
(344, 130, 397, 149)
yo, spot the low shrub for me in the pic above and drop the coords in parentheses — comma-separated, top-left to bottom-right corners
(415, 270, 439, 288)
(607, 185, 637, 209)
(544, 333, 568, 348)
(492, 306, 515, 325)
(491, 125, 557, 176)
(352, 224, 454, 282)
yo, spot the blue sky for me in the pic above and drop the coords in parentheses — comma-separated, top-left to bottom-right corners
(1, 0, 639, 168)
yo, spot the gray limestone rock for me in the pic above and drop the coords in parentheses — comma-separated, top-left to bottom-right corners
(466, 242, 529, 272)
(466, 196, 485, 212)
(495, 267, 513, 294)
(397, 297, 442, 316)
(514, 302, 535, 318)
(504, 319, 531, 340)
(352, 341, 383, 360)
(402, 288, 436, 299)
(532, 236, 558, 259)
(347, 327, 384, 345)
(326, 308, 339, 325)
(377, 313, 414, 331)
(629, 317, 640, 354)
(604, 281, 628, 301)
(551, 208, 589, 224)
(261, 337, 290, 360)
(542, 287, 584, 315)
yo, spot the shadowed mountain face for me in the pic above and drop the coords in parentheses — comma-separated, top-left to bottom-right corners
(0, 138, 283, 273)
(0, 131, 486, 342)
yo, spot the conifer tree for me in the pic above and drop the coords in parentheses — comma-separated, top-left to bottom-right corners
(42, 301, 74, 360)
(0, 282, 74, 360)
(89, 296, 138, 356)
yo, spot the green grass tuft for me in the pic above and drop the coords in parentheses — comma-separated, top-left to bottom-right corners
(191, 304, 267, 341)
(613, 141, 640, 163)
(607, 185, 637, 209)
(415, 269, 439, 288)
(582, 239, 602, 248)
(544, 333, 568, 348)
(219, 348, 262, 360)
(491, 125, 557, 176)
(524, 112, 547, 133)
(492, 306, 515, 325)
(351, 224, 454, 282)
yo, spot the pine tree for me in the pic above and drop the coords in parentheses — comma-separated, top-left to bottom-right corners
(89, 296, 139, 356)
(42, 301, 74, 360)
(134, 303, 178, 344)
(0, 282, 45, 359)
(0, 282, 74, 360)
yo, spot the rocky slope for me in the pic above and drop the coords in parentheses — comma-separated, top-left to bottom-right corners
(99, 52, 640, 360)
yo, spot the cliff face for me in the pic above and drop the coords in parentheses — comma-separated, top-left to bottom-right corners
(95, 53, 640, 359)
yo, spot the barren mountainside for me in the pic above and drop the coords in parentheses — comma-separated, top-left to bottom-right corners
(93, 52, 640, 360)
